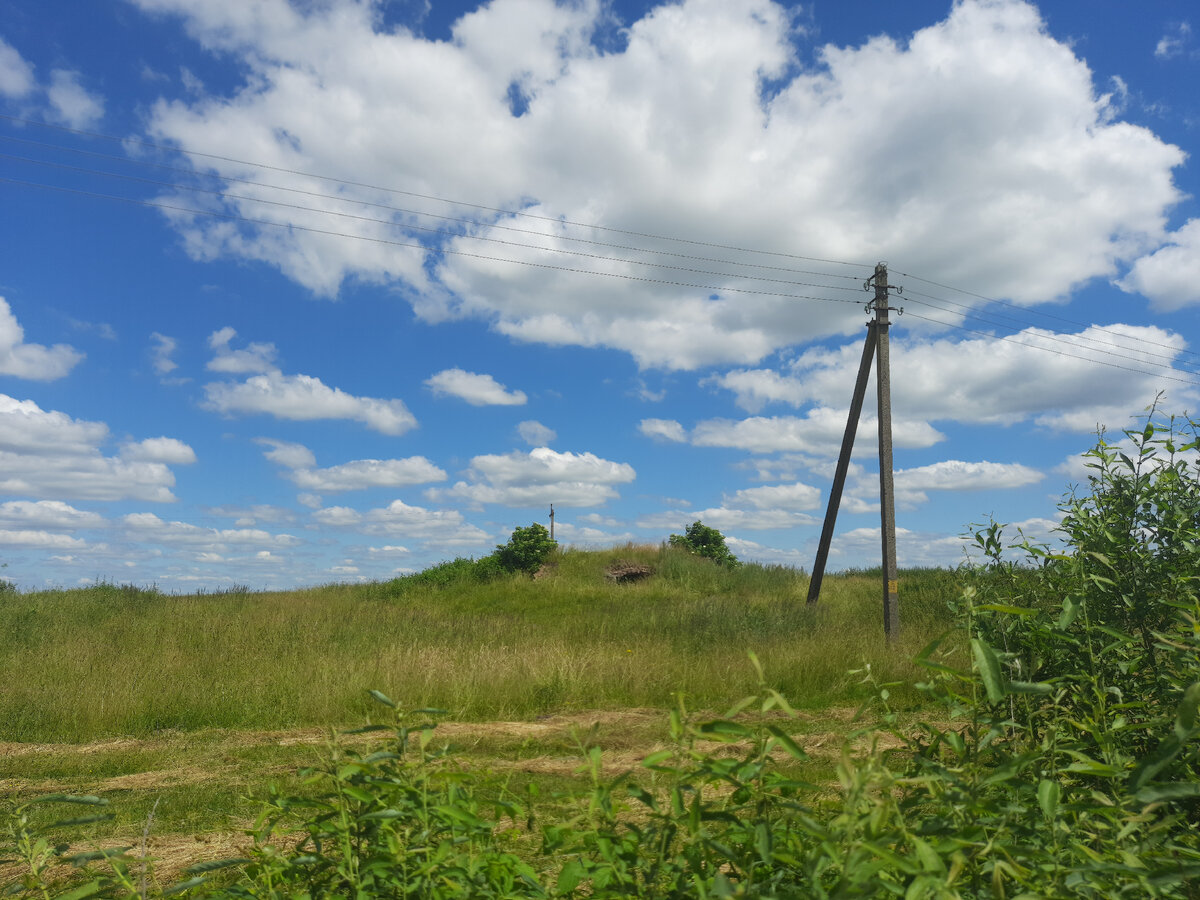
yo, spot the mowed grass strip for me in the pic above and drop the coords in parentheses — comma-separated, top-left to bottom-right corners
(0, 545, 960, 743)
(0, 703, 883, 882)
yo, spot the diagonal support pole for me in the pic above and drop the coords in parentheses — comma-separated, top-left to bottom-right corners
(806, 322, 877, 605)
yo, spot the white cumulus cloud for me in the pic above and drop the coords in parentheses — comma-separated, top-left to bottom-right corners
(204, 371, 417, 434)
(207, 326, 277, 373)
(46, 69, 104, 128)
(1118, 219, 1200, 311)
(0, 395, 187, 502)
(204, 330, 414, 433)
(891, 460, 1044, 507)
(820, 526, 969, 569)
(639, 418, 687, 442)
(1155, 22, 1193, 60)
(639, 506, 815, 532)
(310, 500, 491, 549)
(361, 500, 491, 546)
(205, 504, 297, 526)
(256, 439, 317, 470)
(0, 37, 35, 98)
(121, 512, 299, 551)
(0, 529, 88, 549)
(711, 324, 1196, 434)
(149, 332, 180, 377)
(137, 0, 1186, 371)
(691, 410, 944, 456)
(120, 437, 197, 465)
(257, 438, 446, 492)
(431, 447, 636, 508)
(0, 500, 104, 530)
(724, 482, 822, 511)
(426, 368, 527, 406)
(518, 420, 556, 446)
(0, 297, 83, 380)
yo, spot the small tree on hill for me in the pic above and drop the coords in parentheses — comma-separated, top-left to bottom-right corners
(493, 522, 556, 575)
(669, 520, 740, 568)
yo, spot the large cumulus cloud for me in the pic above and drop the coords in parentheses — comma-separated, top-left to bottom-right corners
(134, 0, 1185, 370)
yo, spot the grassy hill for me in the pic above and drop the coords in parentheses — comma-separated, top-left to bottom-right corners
(2, 548, 963, 892)
(0, 544, 956, 743)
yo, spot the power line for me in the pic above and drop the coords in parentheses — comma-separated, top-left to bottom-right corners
(902, 286, 1195, 365)
(3, 114, 1194, 384)
(900, 290, 1197, 375)
(0, 113, 874, 270)
(0, 175, 868, 309)
(7, 163, 1195, 383)
(0, 151, 870, 295)
(0, 133, 868, 284)
(901, 309, 1200, 387)
(896, 268, 1200, 362)
(903, 284, 1200, 365)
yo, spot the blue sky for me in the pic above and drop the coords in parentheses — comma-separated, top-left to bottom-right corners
(0, 0, 1198, 591)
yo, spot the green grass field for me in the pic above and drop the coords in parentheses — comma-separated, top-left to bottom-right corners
(1, 546, 960, 882)
(0, 545, 957, 743)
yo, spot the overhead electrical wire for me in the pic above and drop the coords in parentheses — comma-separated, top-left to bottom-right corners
(1, 112, 1195, 386)
(897, 268, 1200, 362)
(0, 152, 870, 296)
(902, 286, 1195, 366)
(902, 285, 1200, 368)
(901, 309, 1200, 387)
(0, 134, 867, 284)
(0, 113, 871, 270)
(899, 290, 1197, 375)
(6, 136, 1183, 368)
(0, 175, 868, 308)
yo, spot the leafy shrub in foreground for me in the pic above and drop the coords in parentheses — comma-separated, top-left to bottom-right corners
(964, 409, 1200, 792)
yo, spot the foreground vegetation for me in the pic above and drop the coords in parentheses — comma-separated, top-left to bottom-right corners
(5, 414, 1200, 896)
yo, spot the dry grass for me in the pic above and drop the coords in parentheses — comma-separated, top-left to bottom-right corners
(0, 554, 958, 743)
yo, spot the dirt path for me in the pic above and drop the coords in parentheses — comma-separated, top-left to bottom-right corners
(2, 706, 890, 885)
(1, 707, 669, 757)
(1, 704, 895, 796)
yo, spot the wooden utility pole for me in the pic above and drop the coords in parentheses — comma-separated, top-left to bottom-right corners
(873, 266, 900, 638)
(807, 262, 901, 641)
(549, 504, 555, 542)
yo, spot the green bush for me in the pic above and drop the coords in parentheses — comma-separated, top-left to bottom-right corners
(493, 522, 556, 575)
(667, 520, 740, 568)
(958, 409, 1200, 805)
(395, 556, 489, 589)
(388, 554, 513, 593)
